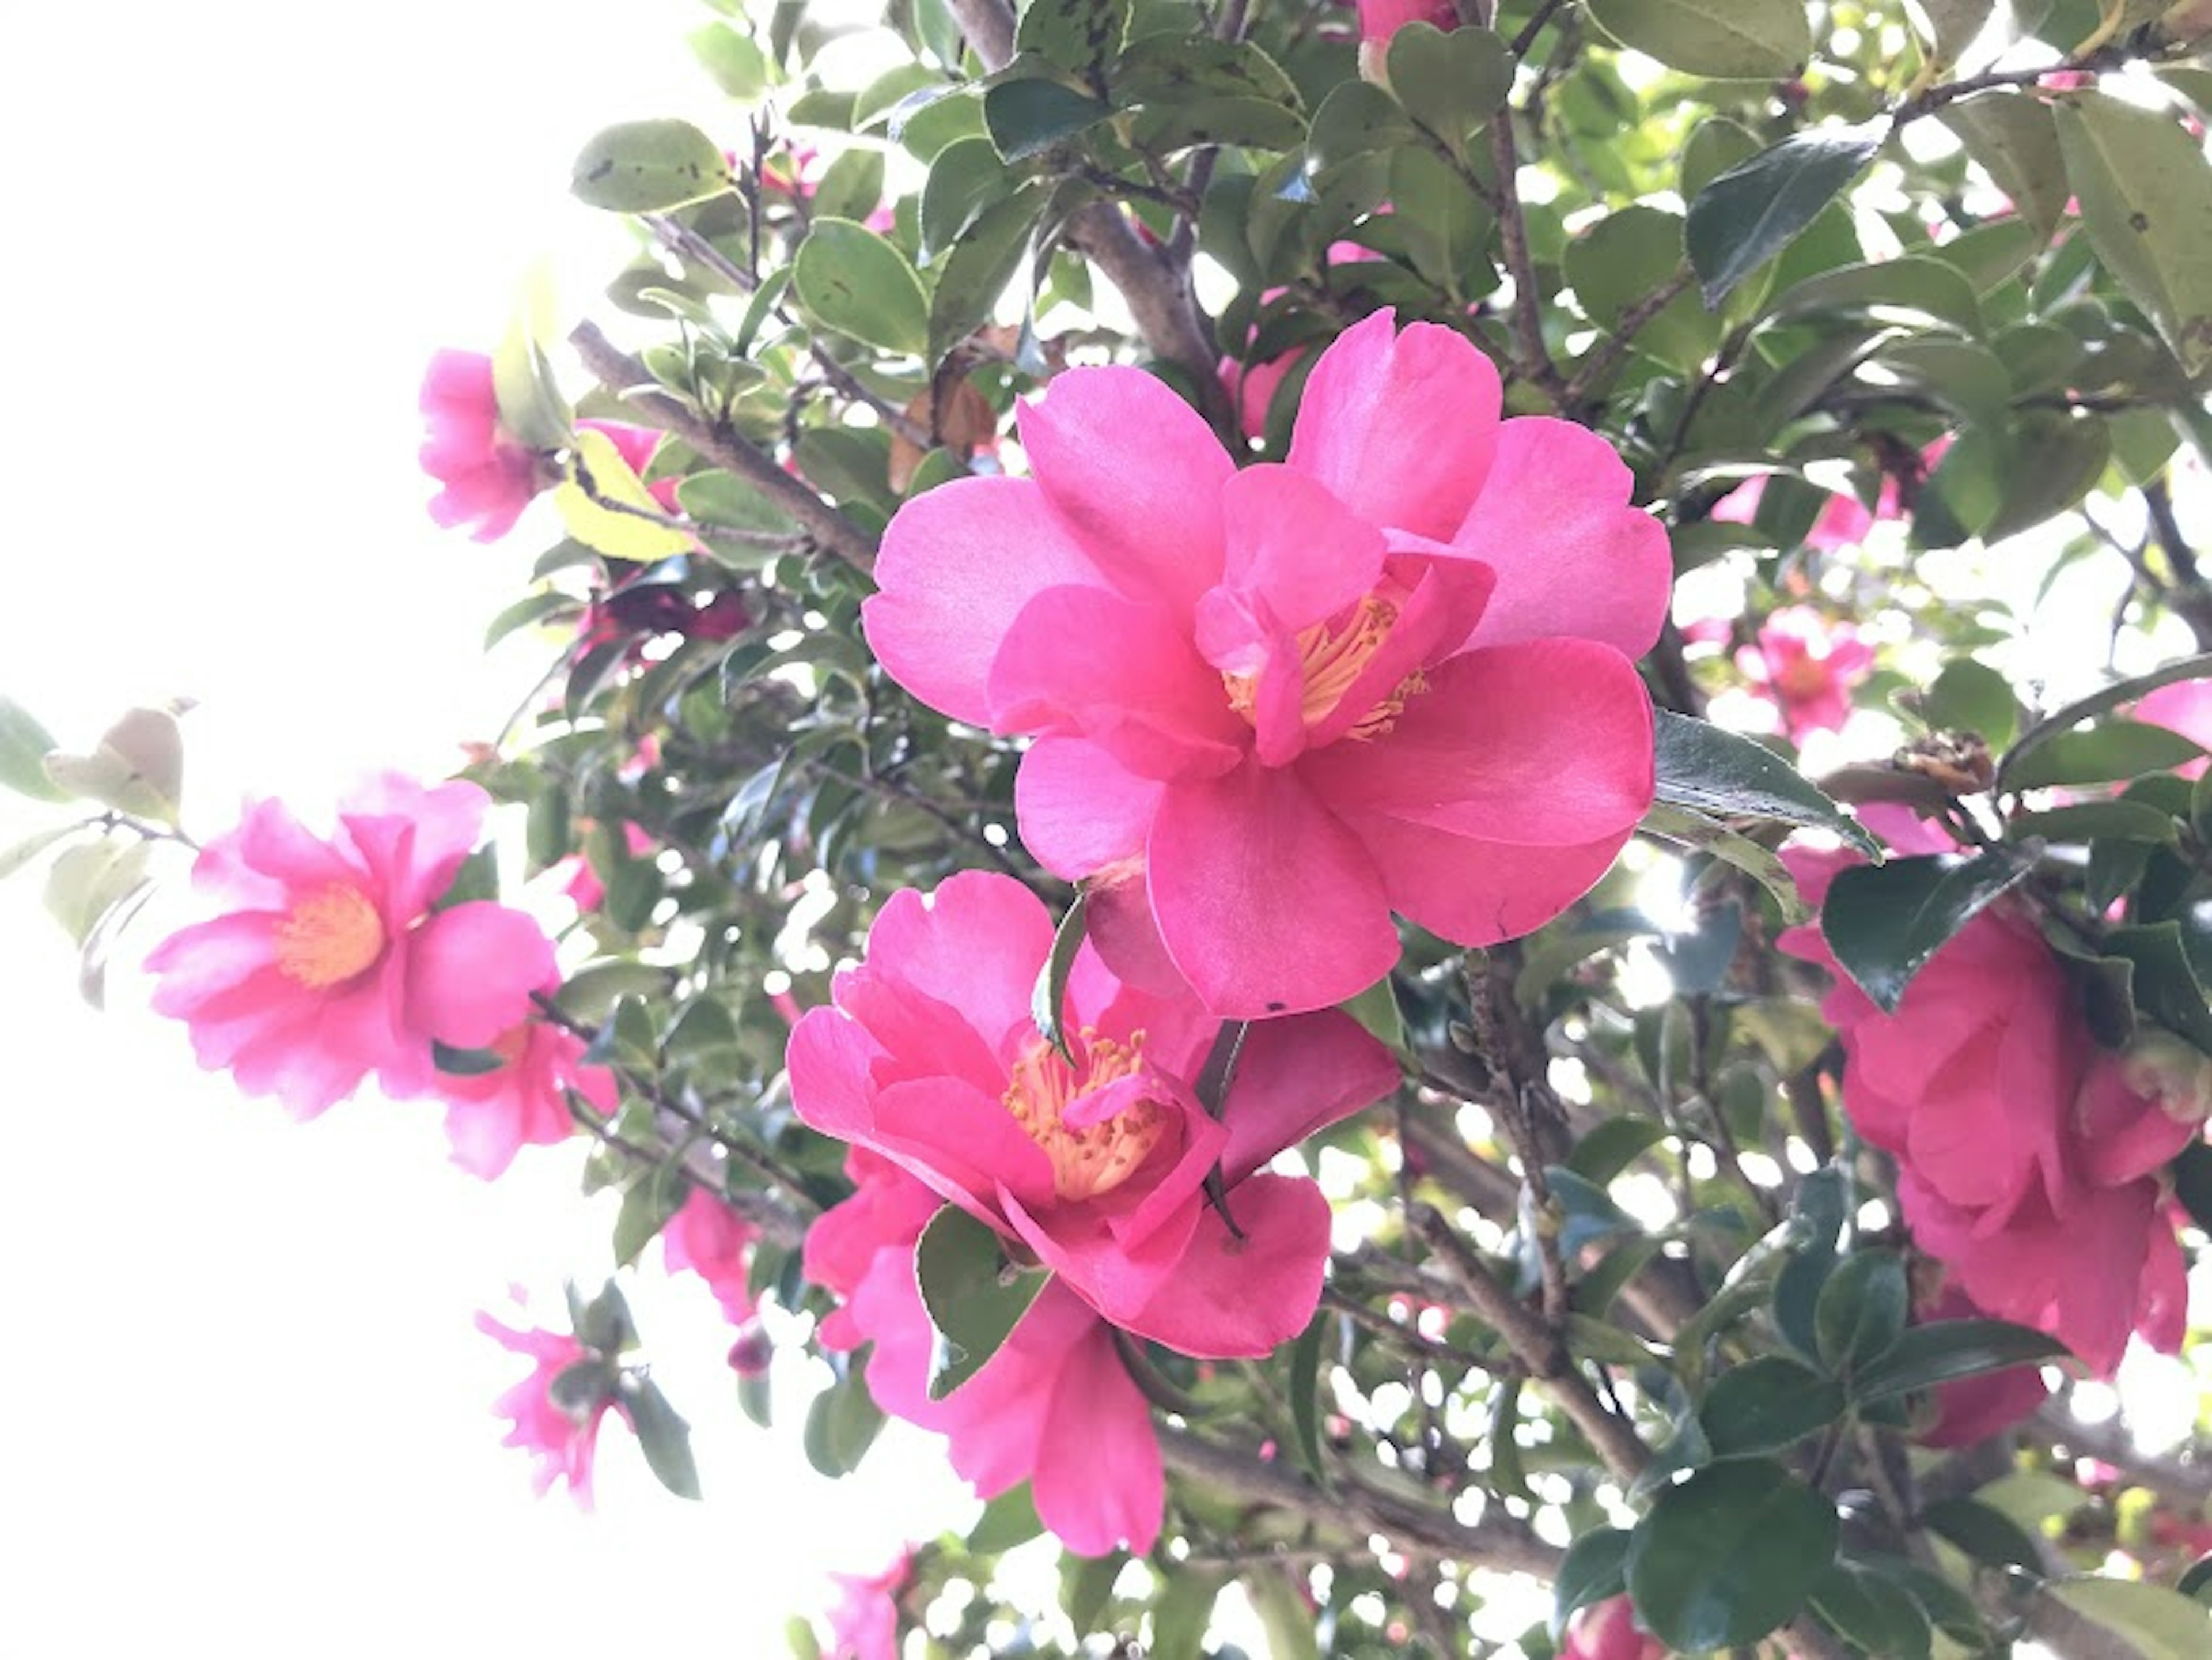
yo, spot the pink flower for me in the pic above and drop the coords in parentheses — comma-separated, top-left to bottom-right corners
(1733, 606, 1875, 739)
(1356, 0, 1460, 77)
(1777, 837, 2198, 1374)
(806, 1151, 1165, 1555)
(429, 1016, 612, 1180)
(822, 1550, 909, 1660)
(476, 1310, 620, 1510)
(1712, 474, 1884, 551)
(1562, 1595, 1665, 1660)
(420, 350, 544, 542)
(1218, 245, 1379, 443)
(790, 872, 1400, 1358)
(146, 776, 557, 1118)
(661, 1187, 761, 1324)
(1915, 1287, 2052, 1448)
(865, 310, 1666, 1016)
(2134, 676, 2212, 780)
(559, 823, 661, 913)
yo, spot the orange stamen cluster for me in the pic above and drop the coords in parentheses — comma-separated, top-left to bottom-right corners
(1225, 596, 1424, 742)
(272, 883, 387, 989)
(1003, 1028, 1169, 1202)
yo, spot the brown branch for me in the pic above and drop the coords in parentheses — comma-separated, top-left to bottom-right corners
(1488, 112, 1569, 407)
(569, 321, 878, 578)
(2032, 1403, 2212, 1506)
(2145, 476, 2212, 652)
(1563, 266, 1696, 407)
(1157, 1426, 1563, 1577)
(1411, 1205, 1650, 1483)
(1509, 0, 1573, 56)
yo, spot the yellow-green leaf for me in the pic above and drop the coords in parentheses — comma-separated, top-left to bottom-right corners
(2055, 91, 2212, 373)
(554, 428, 691, 561)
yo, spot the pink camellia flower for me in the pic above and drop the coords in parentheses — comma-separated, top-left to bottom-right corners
(1218, 243, 1378, 443)
(429, 1015, 612, 1180)
(806, 1150, 1164, 1554)
(1562, 1595, 1665, 1660)
(2134, 676, 2212, 780)
(1355, 0, 1459, 77)
(1734, 606, 1876, 740)
(661, 1186, 762, 1325)
(865, 309, 1666, 1016)
(146, 776, 557, 1118)
(1915, 1287, 2053, 1448)
(821, 1549, 910, 1660)
(476, 1309, 621, 1510)
(790, 871, 1400, 1357)
(1777, 825, 2199, 1374)
(420, 350, 545, 542)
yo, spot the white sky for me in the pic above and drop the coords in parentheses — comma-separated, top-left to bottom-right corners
(0, 4, 961, 1654)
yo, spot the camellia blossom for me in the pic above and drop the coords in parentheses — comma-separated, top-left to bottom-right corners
(661, 1186, 761, 1325)
(1778, 817, 2200, 1374)
(146, 776, 557, 1119)
(821, 1549, 910, 1660)
(1916, 1287, 2051, 1448)
(1354, 0, 1459, 78)
(790, 871, 1401, 1358)
(806, 1149, 1165, 1555)
(476, 1309, 620, 1510)
(420, 349, 543, 542)
(865, 310, 1666, 1016)
(1562, 1595, 1665, 1660)
(1734, 606, 1875, 739)
(428, 1014, 611, 1181)
(2135, 676, 2212, 780)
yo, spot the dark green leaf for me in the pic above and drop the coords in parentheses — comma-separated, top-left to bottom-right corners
(928, 184, 1044, 363)
(1987, 407, 2112, 542)
(613, 1167, 690, 1269)
(1149, 1568, 1225, 1660)
(1627, 1459, 1840, 1650)
(2103, 922, 2212, 1052)
(2012, 799, 2181, 846)
(1922, 1497, 2047, 1576)
(1821, 853, 2032, 1013)
(1385, 22, 1510, 143)
(792, 218, 929, 356)
(1016, 0, 1127, 81)
(431, 1041, 507, 1077)
(1566, 1117, 1671, 1185)
(1688, 124, 1884, 307)
(1031, 889, 1089, 1061)
(1654, 711, 1878, 853)
(915, 1204, 1049, 1400)
(1807, 1560, 1933, 1660)
(571, 119, 731, 211)
(983, 78, 1111, 162)
(1814, 1252, 1909, 1375)
(802, 1358, 887, 1477)
(1700, 1356, 1848, 1458)
(1551, 1527, 1634, 1639)
(1062, 1550, 1127, 1636)
(625, 1375, 702, 1499)
(1287, 1310, 1332, 1488)
(1567, 206, 1713, 375)
(967, 1484, 1046, 1552)
(1852, 1319, 2067, 1405)
(2005, 719, 2206, 792)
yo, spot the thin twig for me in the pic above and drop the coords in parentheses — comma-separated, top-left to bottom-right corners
(1488, 112, 1569, 406)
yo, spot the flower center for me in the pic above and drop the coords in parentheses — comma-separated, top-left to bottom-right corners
(272, 883, 387, 989)
(1223, 596, 1425, 742)
(1003, 1027, 1169, 1202)
(1771, 650, 1828, 701)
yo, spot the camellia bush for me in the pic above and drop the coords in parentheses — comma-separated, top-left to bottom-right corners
(13, 0, 2212, 1654)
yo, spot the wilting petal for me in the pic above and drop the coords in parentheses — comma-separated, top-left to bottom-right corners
(1017, 368, 1233, 611)
(1288, 311, 1502, 540)
(1451, 418, 1671, 657)
(1014, 736, 1162, 879)
(1147, 763, 1399, 1017)
(863, 475, 1105, 727)
(1119, 1175, 1335, 1357)
(404, 902, 557, 1049)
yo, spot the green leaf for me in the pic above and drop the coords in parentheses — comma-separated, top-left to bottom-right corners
(490, 269, 570, 451)
(555, 428, 692, 562)
(1627, 1459, 1840, 1651)
(1584, 0, 1811, 78)
(802, 1359, 887, 1477)
(1063, 1550, 1127, 1637)
(1814, 1251, 1909, 1375)
(1699, 1356, 1849, 1459)
(1339, 973, 1406, 1053)
(792, 218, 929, 356)
(1654, 711, 1878, 853)
(1567, 206, 1714, 376)
(2055, 92, 2212, 375)
(1688, 124, 1885, 307)
(624, 1375, 702, 1499)
(2012, 799, 2181, 846)
(812, 149, 886, 224)
(914, 1204, 1049, 1400)
(1998, 655, 2212, 792)
(1918, 658, 2019, 748)
(1305, 81, 1416, 172)
(927, 184, 1044, 364)
(1765, 255, 1983, 336)
(613, 1166, 689, 1269)
(1566, 1117, 1671, 1185)
(2103, 921, 2212, 1053)
(2048, 1577, 2212, 1660)
(1385, 22, 1511, 143)
(1907, 0, 1998, 63)
(689, 22, 768, 101)
(43, 706, 184, 824)
(1806, 1560, 1933, 1660)
(1017, 0, 1128, 81)
(1031, 890, 1089, 1061)
(431, 1041, 507, 1077)
(42, 836, 151, 956)
(919, 136, 1013, 262)
(1821, 853, 2032, 1013)
(571, 119, 732, 211)
(967, 1484, 1046, 1553)
(1641, 803, 1808, 922)
(0, 696, 68, 803)
(1551, 1527, 1634, 1639)
(1851, 1318, 2066, 1406)
(1249, 1564, 1321, 1660)
(2006, 719, 2205, 792)
(1987, 407, 2112, 542)
(1941, 92, 2072, 239)
(983, 77, 1111, 162)
(1287, 1309, 1332, 1489)
(1148, 1568, 1224, 1660)
(1921, 1496, 2047, 1576)
(0, 819, 93, 883)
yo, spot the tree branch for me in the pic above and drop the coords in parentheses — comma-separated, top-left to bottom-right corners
(569, 321, 879, 578)
(1488, 112, 1570, 407)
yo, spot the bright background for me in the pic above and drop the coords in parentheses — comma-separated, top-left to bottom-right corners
(0, 3, 963, 1653)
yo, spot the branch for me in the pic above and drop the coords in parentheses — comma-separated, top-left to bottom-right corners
(1157, 1427, 1563, 1577)
(1488, 112, 1570, 407)
(1563, 266, 1696, 407)
(2032, 1402, 2212, 1506)
(569, 321, 879, 578)
(1412, 1204, 1651, 1483)
(1509, 0, 1573, 58)
(2145, 475, 2212, 652)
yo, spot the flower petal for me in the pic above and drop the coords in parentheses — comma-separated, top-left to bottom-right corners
(1340, 812, 1633, 950)
(864, 475, 1106, 727)
(1287, 311, 1502, 540)
(1119, 1174, 1335, 1358)
(1214, 463, 1388, 630)
(403, 902, 556, 1048)
(1146, 763, 1399, 1016)
(1014, 736, 1163, 880)
(1032, 1312, 1165, 1555)
(1450, 417, 1671, 657)
(1219, 1011, 1400, 1186)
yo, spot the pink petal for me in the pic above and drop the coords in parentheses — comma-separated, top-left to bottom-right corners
(1016, 367, 1233, 612)
(863, 874, 1055, 1064)
(1450, 417, 1672, 657)
(403, 903, 556, 1049)
(1084, 871, 1195, 999)
(1219, 1011, 1401, 1186)
(143, 910, 280, 1011)
(875, 1075, 1059, 1215)
(1339, 812, 1634, 949)
(864, 475, 1107, 727)
(1031, 1313, 1164, 1555)
(1299, 549, 1495, 754)
(1146, 762, 1399, 1017)
(787, 1008, 886, 1141)
(1014, 736, 1164, 879)
(1301, 642, 1654, 844)
(1213, 464, 1389, 630)
(990, 584, 1249, 780)
(1119, 1174, 1335, 1358)
(1287, 311, 1502, 540)
(999, 1178, 1201, 1326)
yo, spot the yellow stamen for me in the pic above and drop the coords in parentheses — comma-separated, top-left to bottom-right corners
(272, 883, 386, 989)
(1003, 1027, 1169, 1202)
(1224, 596, 1425, 742)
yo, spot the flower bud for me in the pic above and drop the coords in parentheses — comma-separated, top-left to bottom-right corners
(726, 1324, 774, 1377)
(2120, 1029, 2212, 1126)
